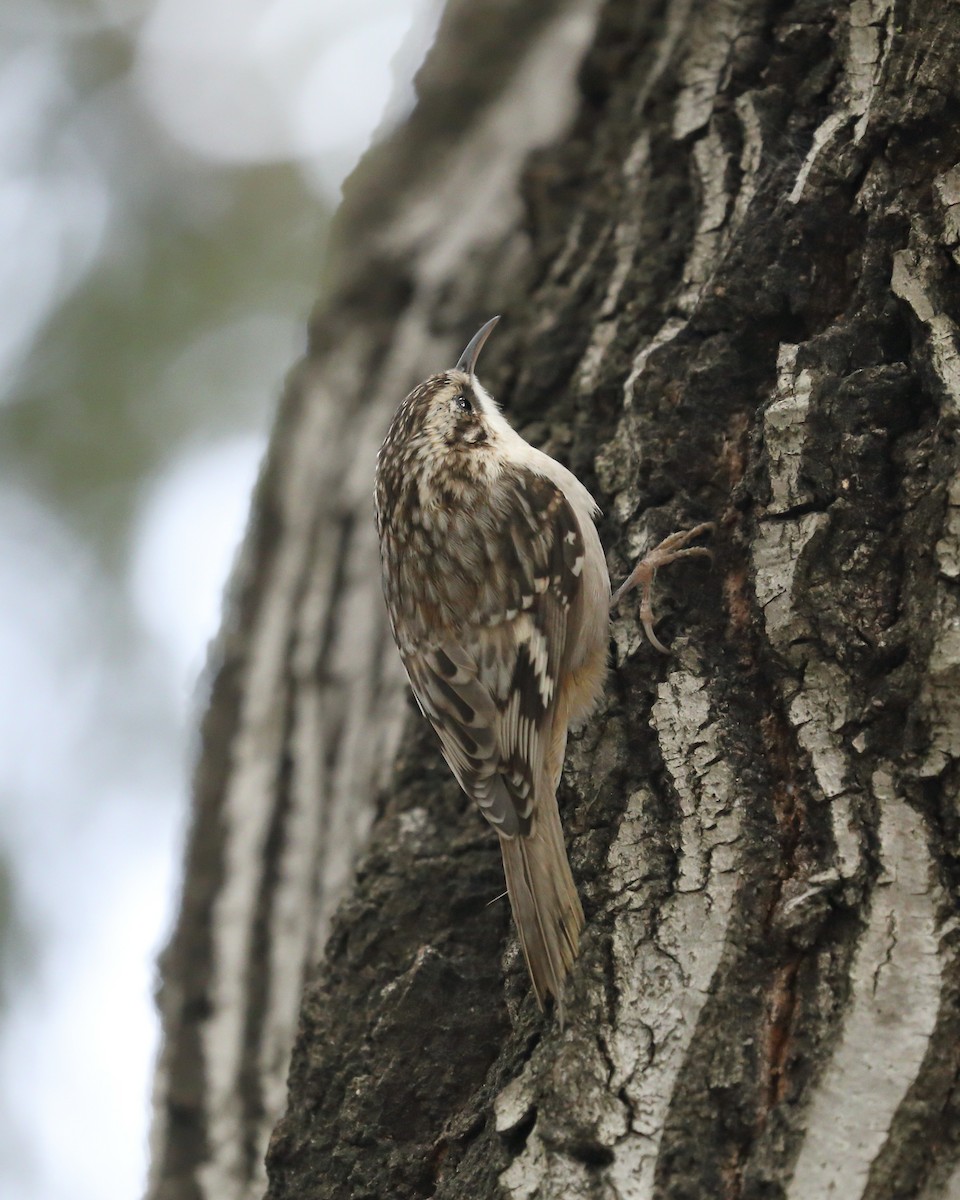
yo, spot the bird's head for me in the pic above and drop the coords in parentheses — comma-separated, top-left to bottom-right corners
(383, 317, 503, 461)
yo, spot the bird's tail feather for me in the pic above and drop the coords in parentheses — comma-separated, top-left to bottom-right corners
(499, 795, 584, 1023)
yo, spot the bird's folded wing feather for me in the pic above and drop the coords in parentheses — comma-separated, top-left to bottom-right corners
(402, 471, 585, 838)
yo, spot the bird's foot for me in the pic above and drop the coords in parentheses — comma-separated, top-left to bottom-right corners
(610, 522, 714, 653)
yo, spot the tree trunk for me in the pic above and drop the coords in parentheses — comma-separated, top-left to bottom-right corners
(148, 1, 960, 1198)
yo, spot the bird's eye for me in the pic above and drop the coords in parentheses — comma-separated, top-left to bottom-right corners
(454, 394, 472, 414)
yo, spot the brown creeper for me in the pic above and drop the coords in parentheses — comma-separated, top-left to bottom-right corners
(374, 317, 710, 1019)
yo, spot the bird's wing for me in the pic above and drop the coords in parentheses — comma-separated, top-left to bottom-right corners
(402, 471, 585, 837)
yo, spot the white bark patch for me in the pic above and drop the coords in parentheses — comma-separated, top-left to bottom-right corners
(789, 0, 894, 201)
(496, 663, 740, 1199)
(550, 209, 588, 282)
(932, 1157, 960, 1200)
(621, 317, 689, 406)
(576, 135, 652, 394)
(672, 0, 749, 139)
(731, 91, 764, 227)
(575, 0, 695, 396)
(891, 248, 960, 419)
(494, 1070, 537, 1135)
(260, 483, 408, 1146)
(500, 1129, 595, 1200)
(580, 0, 753, 401)
(753, 423, 862, 879)
(763, 343, 814, 515)
(826, 792, 862, 882)
(498, 1039, 629, 1197)
(788, 110, 852, 205)
(642, 0, 695, 116)
(752, 511, 827, 648)
(622, 97, 768, 403)
(787, 660, 851, 800)
(787, 771, 941, 1200)
(608, 664, 740, 1195)
(654, 667, 739, 892)
(918, 587, 960, 778)
(190, 346, 411, 1199)
(787, 660, 862, 880)
(936, 471, 960, 581)
(892, 216, 960, 778)
(602, 135, 652, 321)
(935, 165, 960, 263)
(678, 125, 730, 309)
(576, 319, 620, 397)
(678, 87, 767, 319)
(850, 0, 895, 142)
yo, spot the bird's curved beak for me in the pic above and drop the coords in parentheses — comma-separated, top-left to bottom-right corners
(455, 315, 500, 375)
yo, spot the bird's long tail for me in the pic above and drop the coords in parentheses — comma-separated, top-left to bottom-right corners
(499, 792, 584, 1023)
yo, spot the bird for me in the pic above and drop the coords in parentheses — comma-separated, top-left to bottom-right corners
(374, 317, 711, 1020)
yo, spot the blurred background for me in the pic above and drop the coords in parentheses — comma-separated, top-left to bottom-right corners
(0, 2, 440, 1197)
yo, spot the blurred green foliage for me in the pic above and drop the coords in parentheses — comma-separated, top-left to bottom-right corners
(1, 160, 328, 566)
(0, 9, 334, 1191)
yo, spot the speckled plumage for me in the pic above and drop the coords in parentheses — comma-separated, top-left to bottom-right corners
(375, 323, 610, 1018)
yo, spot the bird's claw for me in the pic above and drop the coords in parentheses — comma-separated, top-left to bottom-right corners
(610, 521, 715, 653)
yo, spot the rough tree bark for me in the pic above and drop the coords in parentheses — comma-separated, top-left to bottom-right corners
(148, 1, 960, 1198)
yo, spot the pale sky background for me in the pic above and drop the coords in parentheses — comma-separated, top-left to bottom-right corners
(0, 2, 440, 1198)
